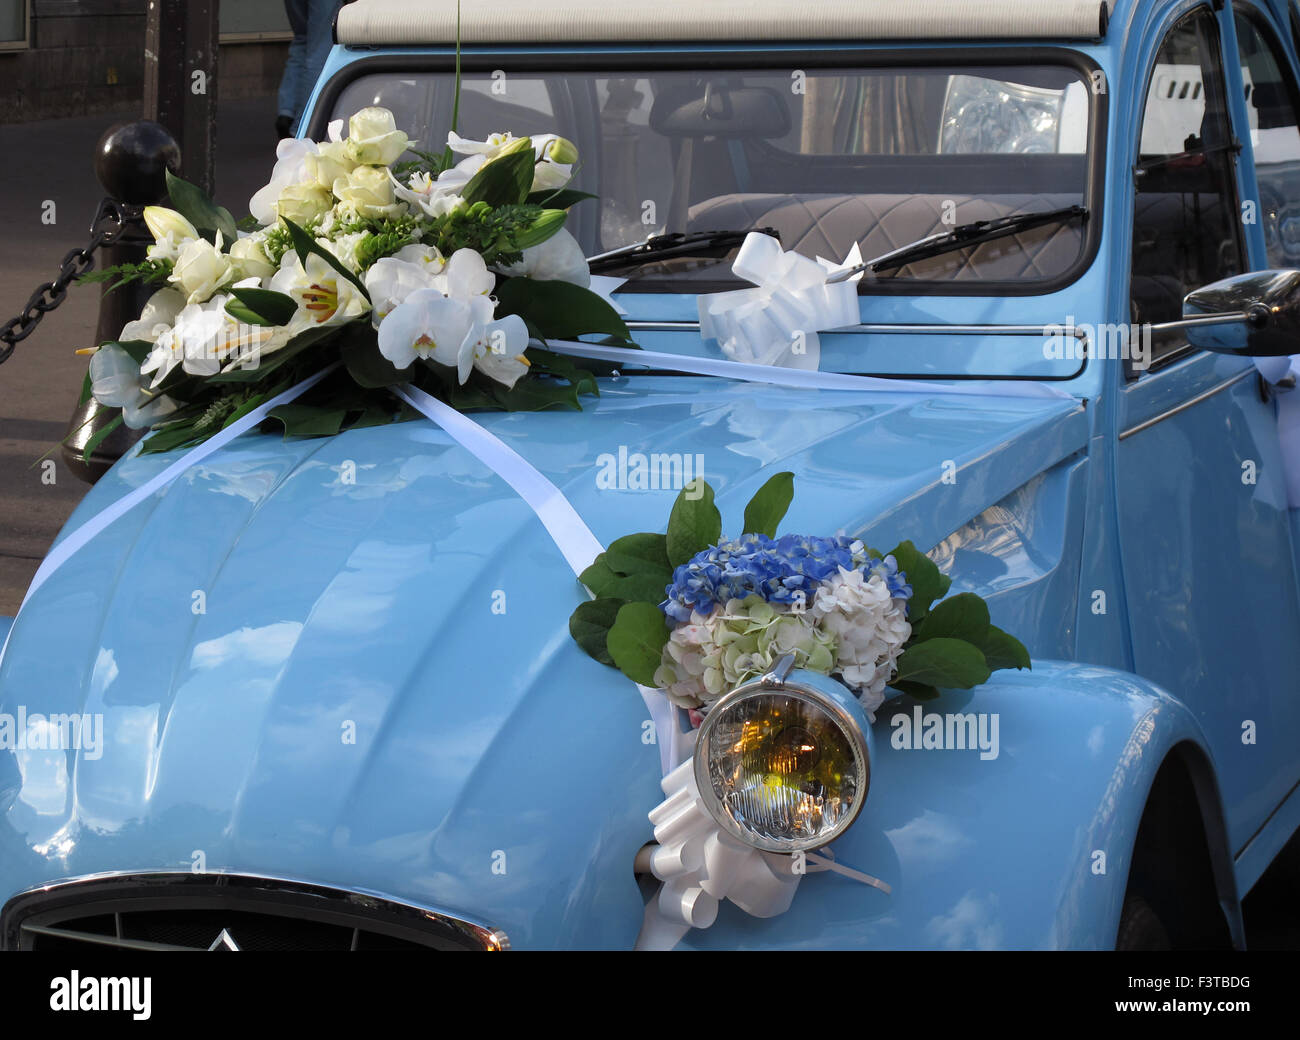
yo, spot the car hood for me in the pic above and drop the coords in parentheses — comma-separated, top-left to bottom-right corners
(0, 375, 1086, 948)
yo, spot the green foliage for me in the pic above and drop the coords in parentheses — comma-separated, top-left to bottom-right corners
(225, 288, 297, 326)
(166, 169, 237, 243)
(742, 471, 794, 538)
(494, 277, 631, 342)
(606, 601, 671, 687)
(77, 259, 173, 293)
(666, 479, 722, 566)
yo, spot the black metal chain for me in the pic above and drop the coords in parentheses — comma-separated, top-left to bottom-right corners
(0, 197, 128, 366)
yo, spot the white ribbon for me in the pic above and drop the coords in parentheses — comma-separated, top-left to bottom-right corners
(1255, 355, 1300, 507)
(543, 339, 1075, 400)
(0, 364, 339, 668)
(697, 232, 863, 369)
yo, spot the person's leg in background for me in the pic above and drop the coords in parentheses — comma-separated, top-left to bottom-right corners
(296, 0, 344, 131)
(276, 0, 310, 138)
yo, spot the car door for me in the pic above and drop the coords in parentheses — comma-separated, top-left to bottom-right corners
(1114, 2, 1300, 857)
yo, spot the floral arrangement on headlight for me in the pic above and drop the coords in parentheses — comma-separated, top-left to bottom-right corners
(78, 107, 626, 455)
(570, 472, 1031, 720)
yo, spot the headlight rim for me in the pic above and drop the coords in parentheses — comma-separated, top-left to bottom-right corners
(692, 658, 872, 854)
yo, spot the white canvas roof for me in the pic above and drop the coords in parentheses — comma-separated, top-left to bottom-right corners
(336, 0, 1113, 46)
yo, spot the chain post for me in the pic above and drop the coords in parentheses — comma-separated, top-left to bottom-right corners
(62, 121, 180, 483)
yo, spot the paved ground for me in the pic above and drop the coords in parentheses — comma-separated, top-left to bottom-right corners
(0, 95, 280, 615)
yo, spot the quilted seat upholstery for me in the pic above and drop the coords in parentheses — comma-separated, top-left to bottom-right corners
(687, 192, 1084, 281)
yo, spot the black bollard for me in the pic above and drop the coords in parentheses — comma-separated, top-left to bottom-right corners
(61, 120, 180, 484)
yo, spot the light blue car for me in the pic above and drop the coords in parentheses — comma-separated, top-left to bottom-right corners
(2, 0, 1300, 951)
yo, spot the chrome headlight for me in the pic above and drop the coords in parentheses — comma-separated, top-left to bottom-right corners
(693, 656, 871, 853)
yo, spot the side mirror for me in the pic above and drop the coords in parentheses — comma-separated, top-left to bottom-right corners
(1181, 269, 1300, 357)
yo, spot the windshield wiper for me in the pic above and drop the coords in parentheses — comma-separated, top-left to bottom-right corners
(827, 205, 1089, 282)
(587, 227, 779, 274)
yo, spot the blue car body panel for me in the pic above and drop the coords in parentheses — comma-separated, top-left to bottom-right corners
(2, 0, 1299, 948)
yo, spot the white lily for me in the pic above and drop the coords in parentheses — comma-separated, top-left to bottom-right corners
(90, 342, 178, 428)
(497, 228, 590, 287)
(142, 207, 200, 263)
(447, 130, 577, 192)
(388, 167, 467, 219)
(169, 230, 233, 305)
(249, 136, 320, 226)
(119, 286, 186, 343)
(268, 249, 371, 332)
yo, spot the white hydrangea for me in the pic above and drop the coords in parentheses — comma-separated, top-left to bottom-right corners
(810, 565, 911, 714)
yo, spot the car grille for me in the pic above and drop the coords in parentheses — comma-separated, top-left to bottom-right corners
(1, 873, 508, 951)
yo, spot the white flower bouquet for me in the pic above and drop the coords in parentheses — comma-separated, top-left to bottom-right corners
(78, 107, 626, 456)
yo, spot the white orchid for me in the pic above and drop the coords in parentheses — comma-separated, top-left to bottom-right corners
(142, 207, 200, 263)
(376, 251, 530, 386)
(119, 287, 185, 343)
(389, 167, 467, 219)
(269, 249, 371, 332)
(363, 245, 446, 323)
(89, 343, 178, 428)
(169, 231, 233, 304)
(498, 228, 590, 287)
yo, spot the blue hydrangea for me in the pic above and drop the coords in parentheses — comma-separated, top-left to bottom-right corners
(661, 533, 913, 623)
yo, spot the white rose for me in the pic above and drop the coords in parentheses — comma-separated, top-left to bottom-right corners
(169, 231, 233, 304)
(345, 106, 411, 166)
(276, 181, 333, 226)
(332, 165, 405, 220)
(228, 233, 275, 281)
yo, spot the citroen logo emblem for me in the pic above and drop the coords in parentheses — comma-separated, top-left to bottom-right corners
(208, 928, 241, 951)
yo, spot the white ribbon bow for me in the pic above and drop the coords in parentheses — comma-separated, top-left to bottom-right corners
(697, 232, 863, 370)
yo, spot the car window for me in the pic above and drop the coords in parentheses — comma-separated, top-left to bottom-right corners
(1131, 5, 1247, 368)
(327, 62, 1098, 295)
(1235, 6, 1300, 268)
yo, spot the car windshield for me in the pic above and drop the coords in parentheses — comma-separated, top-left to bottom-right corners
(326, 60, 1097, 293)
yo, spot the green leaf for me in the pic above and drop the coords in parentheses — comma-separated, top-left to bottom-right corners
(280, 216, 370, 300)
(913, 592, 990, 646)
(512, 208, 567, 250)
(525, 188, 596, 209)
(460, 141, 535, 207)
(77, 367, 93, 406)
(890, 680, 941, 701)
(225, 288, 297, 327)
(340, 323, 411, 388)
(603, 532, 672, 582)
(104, 339, 154, 365)
(980, 624, 1032, 672)
(494, 277, 631, 343)
(742, 471, 794, 538)
(888, 540, 947, 620)
(666, 478, 721, 566)
(81, 411, 124, 459)
(568, 597, 626, 667)
(606, 601, 671, 687)
(578, 557, 670, 604)
(166, 169, 238, 242)
(894, 638, 992, 690)
(138, 418, 205, 455)
(265, 403, 349, 437)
